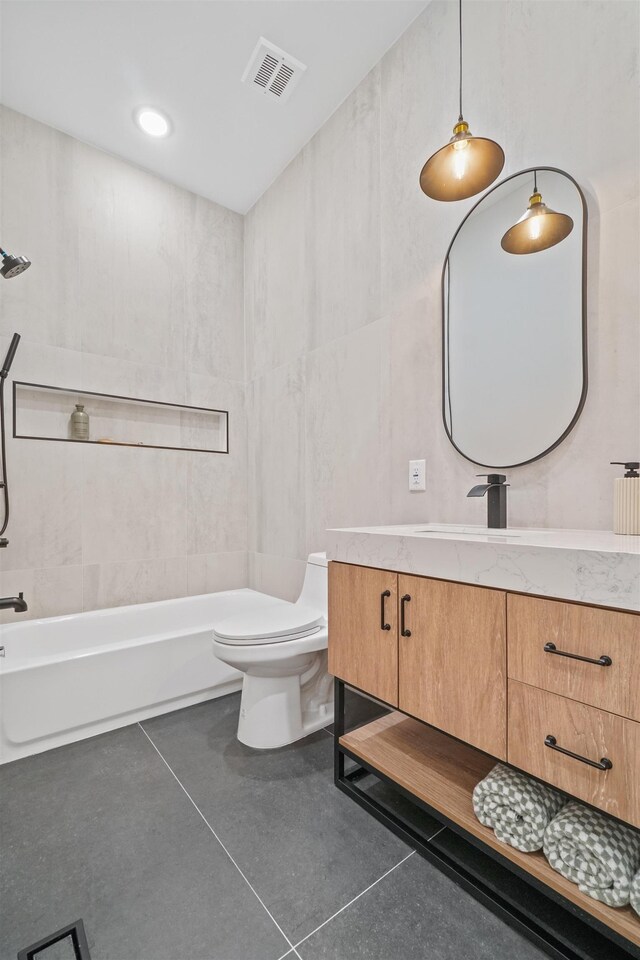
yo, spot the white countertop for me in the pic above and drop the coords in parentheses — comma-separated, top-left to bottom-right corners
(326, 524, 640, 612)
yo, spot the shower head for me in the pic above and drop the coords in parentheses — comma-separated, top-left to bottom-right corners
(0, 248, 31, 279)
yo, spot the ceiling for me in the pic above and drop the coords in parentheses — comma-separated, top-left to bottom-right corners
(0, 0, 426, 213)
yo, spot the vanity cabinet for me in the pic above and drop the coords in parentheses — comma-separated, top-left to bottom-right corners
(507, 594, 640, 720)
(328, 562, 398, 706)
(329, 541, 640, 958)
(328, 562, 507, 758)
(397, 576, 506, 758)
(508, 680, 640, 827)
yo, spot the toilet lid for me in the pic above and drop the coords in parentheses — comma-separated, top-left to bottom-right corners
(213, 602, 324, 645)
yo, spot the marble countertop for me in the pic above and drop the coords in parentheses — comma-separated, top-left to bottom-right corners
(326, 524, 640, 612)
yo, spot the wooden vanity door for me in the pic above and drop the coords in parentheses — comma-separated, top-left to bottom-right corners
(398, 575, 507, 759)
(328, 562, 399, 706)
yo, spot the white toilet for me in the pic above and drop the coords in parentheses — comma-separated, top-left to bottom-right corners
(212, 553, 332, 749)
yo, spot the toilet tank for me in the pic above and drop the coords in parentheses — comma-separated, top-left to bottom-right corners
(296, 553, 328, 616)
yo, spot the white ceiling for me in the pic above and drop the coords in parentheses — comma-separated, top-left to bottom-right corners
(0, 0, 427, 213)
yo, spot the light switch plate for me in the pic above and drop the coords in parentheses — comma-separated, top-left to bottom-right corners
(409, 459, 426, 491)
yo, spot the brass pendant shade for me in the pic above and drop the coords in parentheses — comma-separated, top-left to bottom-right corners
(501, 189, 574, 255)
(419, 0, 505, 202)
(419, 120, 505, 202)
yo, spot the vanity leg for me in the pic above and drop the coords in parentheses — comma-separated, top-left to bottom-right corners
(334, 678, 345, 784)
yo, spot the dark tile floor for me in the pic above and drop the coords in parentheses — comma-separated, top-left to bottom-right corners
(1, 692, 549, 960)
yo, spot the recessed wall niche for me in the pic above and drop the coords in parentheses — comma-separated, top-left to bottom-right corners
(13, 382, 229, 454)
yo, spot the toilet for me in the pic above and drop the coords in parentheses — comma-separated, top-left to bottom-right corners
(212, 553, 332, 749)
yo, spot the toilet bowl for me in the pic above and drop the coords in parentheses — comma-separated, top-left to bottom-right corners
(212, 553, 332, 748)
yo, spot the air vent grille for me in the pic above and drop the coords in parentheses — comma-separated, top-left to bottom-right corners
(254, 54, 279, 89)
(242, 38, 306, 103)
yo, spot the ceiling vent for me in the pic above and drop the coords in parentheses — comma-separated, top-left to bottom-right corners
(242, 37, 307, 103)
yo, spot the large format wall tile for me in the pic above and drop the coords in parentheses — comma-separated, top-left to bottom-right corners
(80, 353, 186, 406)
(248, 359, 306, 559)
(305, 319, 390, 556)
(244, 150, 310, 380)
(187, 451, 247, 555)
(308, 66, 382, 349)
(0, 439, 83, 572)
(82, 556, 188, 611)
(379, 1, 461, 320)
(0, 108, 247, 615)
(74, 145, 190, 371)
(0, 564, 83, 624)
(187, 551, 248, 596)
(81, 446, 188, 564)
(247, 0, 638, 557)
(185, 373, 248, 556)
(185, 195, 244, 381)
(2, 0, 638, 622)
(0, 107, 83, 351)
(248, 551, 306, 604)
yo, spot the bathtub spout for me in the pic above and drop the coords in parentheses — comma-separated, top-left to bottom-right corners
(0, 591, 27, 613)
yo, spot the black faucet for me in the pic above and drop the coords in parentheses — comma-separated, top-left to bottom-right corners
(0, 591, 27, 613)
(467, 474, 509, 529)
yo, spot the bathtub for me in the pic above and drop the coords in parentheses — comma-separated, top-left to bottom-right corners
(0, 588, 286, 763)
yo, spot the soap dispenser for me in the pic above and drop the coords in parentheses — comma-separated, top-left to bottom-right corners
(611, 461, 640, 535)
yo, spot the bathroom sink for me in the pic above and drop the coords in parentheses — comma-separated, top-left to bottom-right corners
(415, 524, 521, 539)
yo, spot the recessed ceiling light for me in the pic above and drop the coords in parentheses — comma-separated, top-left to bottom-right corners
(134, 107, 171, 138)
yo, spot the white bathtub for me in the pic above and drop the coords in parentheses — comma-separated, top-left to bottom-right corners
(0, 588, 286, 763)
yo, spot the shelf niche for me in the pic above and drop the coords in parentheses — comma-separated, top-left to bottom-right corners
(13, 381, 228, 455)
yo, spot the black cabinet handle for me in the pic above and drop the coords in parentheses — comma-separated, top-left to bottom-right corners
(544, 735, 613, 771)
(400, 594, 411, 637)
(380, 590, 391, 631)
(544, 642, 612, 667)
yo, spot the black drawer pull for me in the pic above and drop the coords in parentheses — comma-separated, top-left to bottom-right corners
(380, 590, 391, 631)
(544, 735, 613, 771)
(400, 594, 411, 637)
(544, 642, 612, 667)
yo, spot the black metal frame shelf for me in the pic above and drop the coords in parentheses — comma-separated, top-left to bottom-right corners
(12, 380, 229, 454)
(333, 679, 639, 960)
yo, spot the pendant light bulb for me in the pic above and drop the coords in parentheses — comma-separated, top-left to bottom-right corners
(501, 178, 574, 255)
(419, 1, 504, 201)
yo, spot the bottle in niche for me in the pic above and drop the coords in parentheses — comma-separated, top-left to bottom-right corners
(611, 461, 640, 535)
(70, 403, 90, 441)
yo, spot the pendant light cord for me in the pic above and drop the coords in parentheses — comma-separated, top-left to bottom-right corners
(458, 0, 463, 121)
(534, 169, 538, 192)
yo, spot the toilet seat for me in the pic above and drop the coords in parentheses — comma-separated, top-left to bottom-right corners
(213, 602, 323, 646)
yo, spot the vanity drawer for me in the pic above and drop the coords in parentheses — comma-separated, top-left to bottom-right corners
(507, 594, 640, 720)
(508, 681, 640, 827)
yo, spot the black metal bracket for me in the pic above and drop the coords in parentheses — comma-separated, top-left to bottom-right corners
(333, 678, 637, 960)
(18, 919, 91, 960)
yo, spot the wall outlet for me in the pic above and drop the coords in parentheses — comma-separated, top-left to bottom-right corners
(409, 459, 426, 491)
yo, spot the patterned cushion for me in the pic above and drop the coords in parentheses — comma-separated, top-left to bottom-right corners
(544, 800, 640, 907)
(472, 763, 566, 853)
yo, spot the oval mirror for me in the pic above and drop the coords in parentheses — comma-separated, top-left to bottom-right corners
(442, 167, 587, 468)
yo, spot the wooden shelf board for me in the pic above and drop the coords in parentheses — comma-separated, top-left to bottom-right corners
(340, 712, 640, 948)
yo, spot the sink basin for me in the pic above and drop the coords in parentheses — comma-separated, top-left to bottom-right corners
(416, 524, 521, 539)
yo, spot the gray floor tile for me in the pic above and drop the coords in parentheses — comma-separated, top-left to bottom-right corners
(296, 852, 549, 960)
(0, 724, 290, 960)
(142, 694, 410, 944)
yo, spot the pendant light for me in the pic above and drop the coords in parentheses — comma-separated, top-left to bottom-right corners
(419, 0, 504, 201)
(501, 170, 574, 254)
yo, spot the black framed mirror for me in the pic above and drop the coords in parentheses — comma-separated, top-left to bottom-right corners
(442, 167, 587, 469)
